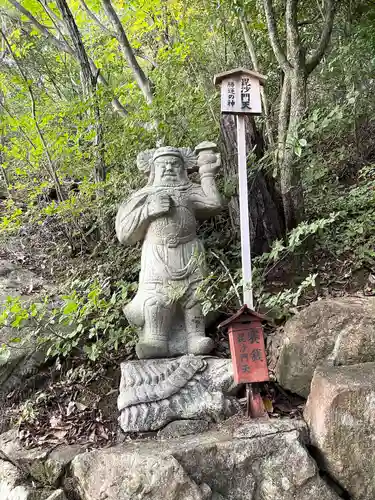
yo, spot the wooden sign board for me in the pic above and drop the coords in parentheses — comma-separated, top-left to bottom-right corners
(219, 306, 269, 385)
(214, 68, 265, 115)
(228, 320, 268, 384)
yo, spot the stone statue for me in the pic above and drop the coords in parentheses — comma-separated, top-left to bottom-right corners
(116, 142, 222, 359)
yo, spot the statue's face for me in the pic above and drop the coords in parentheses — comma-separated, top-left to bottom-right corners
(153, 155, 187, 186)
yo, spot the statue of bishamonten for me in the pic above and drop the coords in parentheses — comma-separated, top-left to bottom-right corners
(115, 142, 222, 359)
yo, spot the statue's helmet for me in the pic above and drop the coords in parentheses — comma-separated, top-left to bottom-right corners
(137, 146, 197, 176)
(152, 146, 183, 162)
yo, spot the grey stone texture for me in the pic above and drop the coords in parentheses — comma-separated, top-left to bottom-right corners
(275, 296, 375, 397)
(71, 418, 340, 500)
(0, 260, 46, 399)
(157, 419, 209, 438)
(0, 429, 85, 486)
(0, 458, 53, 500)
(44, 490, 67, 500)
(115, 144, 222, 359)
(118, 355, 241, 433)
(305, 362, 375, 500)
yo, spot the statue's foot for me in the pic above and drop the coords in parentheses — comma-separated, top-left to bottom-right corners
(136, 340, 169, 359)
(187, 336, 214, 355)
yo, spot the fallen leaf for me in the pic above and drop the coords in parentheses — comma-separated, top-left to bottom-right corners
(49, 415, 62, 428)
(263, 398, 274, 413)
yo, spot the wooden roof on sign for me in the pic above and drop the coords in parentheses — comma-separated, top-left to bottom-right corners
(213, 68, 266, 86)
(218, 304, 270, 329)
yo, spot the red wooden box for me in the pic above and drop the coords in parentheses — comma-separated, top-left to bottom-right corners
(219, 305, 269, 384)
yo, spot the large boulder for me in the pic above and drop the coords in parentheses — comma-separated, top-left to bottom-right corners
(304, 362, 375, 500)
(0, 260, 40, 303)
(71, 419, 340, 500)
(275, 296, 375, 397)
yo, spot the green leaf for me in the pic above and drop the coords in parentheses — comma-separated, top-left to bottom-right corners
(63, 301, 78, 315)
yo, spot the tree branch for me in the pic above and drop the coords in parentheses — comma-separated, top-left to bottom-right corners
(286, 0, 301, 64)
(0, 27, 65, 201)
(239, 13, 274, 146)
(79, 0, 113, 36)
(262, 0, 291, 72)
(306, 0, 337, 74)
(101, 0, 154, 104)
(7, 0, 127, 117)
(79, 0, 158, 68)
(8, 0, 74, 54)
(38, 0, 66, 32)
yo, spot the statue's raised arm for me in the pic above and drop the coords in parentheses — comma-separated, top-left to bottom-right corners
(190, 141, 222, 219)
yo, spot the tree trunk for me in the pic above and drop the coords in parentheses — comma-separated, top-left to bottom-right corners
(220, 114, 284, 254)
(0, 92, 10, 196)
(280, 69, 306, 230)
(262, 0, 337, 232)
(277, 72, 291, 167)
(101, 0, 154, 105)
(56, 0, 106, 183)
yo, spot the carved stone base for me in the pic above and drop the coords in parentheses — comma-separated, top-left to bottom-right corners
(117, 355, 242, 433)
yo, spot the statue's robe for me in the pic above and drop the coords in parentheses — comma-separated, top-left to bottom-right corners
(115, 182, 221, 326)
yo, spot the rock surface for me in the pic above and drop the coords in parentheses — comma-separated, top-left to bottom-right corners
(72, 419, 340, 500)
(305, 362, 375, 500)
(0, 429, 85, 486)
(158, 419, 209, 438)
(45, 490, 67, 500)
(0, 260, 45, 400)
(276, 296, 375, 397)
(118, 355, 241, 433)
(0, 457, 52, 500)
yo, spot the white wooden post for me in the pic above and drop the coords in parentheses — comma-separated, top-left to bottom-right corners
(214, 68, 265, 311)
(236, 115, 253, 309)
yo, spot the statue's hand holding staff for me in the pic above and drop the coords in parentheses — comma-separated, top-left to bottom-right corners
(147, 192, 171, 218)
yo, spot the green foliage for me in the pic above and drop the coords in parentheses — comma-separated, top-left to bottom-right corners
(315, 165, 375, 267)
(197, 213, 338, 319)
(0, 276, 138, 362)
(44, 277, 138, 360)
(256, 213, 340, 265)
(258, 274, 318, 318)
(0, 0, 373, 367)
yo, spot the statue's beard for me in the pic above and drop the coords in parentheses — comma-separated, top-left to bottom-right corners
(154, 176, 189, 187)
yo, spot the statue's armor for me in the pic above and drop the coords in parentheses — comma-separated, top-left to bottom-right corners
(140, 186, 203, 286)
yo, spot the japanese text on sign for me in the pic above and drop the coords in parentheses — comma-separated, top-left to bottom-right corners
(219, 74, 262, 115)
(227, 80, 235, 107)
(241, 77, 251, 110)
(237, 328, 264, 374)
(228, 322, 269, 384)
